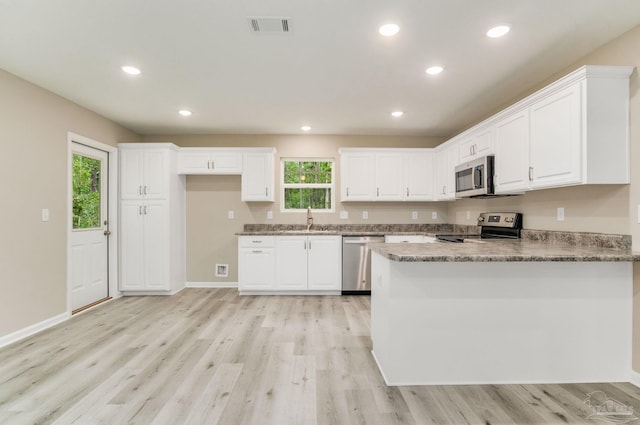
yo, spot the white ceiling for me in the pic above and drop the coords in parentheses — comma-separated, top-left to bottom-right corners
(1, 0, 640, 137)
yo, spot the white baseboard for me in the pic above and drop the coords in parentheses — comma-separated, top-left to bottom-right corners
(186, 281, 238, 288)
(0, 312, 70, 349)
(630, 370, 640, 388)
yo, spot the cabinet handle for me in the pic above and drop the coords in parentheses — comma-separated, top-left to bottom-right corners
(138, 186, 142, 195)
(304, 241, 307, 250)
(406, 188, 409, 197)
(308, 240, 311, 250)
(211, 160, 215, 170)
(529, 166, 533, 181)
(144, 205, 147, 215)
(252, 240, 262, 244)
(377, 187, 380, 197)
(207, 160, 211, 169)
(265, 187, 269, 197)
(144, 186, 148, 195)
(470, 146, 474, 156)
(442, 185, 446, 195)
(346, 187, 349, 197)
(139, 206, 142, 215)
(252, 250, 263, 254)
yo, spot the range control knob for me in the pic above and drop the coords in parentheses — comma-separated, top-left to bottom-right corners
(505, 217, 514, 223)
(477, 216, 485, 223)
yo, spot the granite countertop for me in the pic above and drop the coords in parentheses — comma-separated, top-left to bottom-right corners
(369, 239, 640, 262)
(235, 230, 437, 236)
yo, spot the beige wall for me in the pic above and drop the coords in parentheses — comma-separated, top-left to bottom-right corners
(0, 68, 140, 337)
(142, 134, 446, 282)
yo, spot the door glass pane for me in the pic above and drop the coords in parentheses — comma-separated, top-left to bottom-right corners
(72, 153, 101, 229)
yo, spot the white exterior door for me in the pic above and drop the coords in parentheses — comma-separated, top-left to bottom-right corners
(70, 143, 109, 311)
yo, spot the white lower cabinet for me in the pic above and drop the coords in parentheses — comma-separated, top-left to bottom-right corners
(238, 236, 276, 290)
(276, 235, 342, 291)
(238, 235, 342, 293)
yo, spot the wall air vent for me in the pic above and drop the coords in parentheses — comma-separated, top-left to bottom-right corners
(248, 17, 291, 33)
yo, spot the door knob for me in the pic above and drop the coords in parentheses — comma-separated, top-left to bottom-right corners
(104, 230, 112, 236)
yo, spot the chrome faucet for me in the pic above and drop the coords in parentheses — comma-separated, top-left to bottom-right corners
(306, 206, 313, 231)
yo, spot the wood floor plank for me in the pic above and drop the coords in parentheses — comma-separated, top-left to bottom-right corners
(2, 288, 640, 425)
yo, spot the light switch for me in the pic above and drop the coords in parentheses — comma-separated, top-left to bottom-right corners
(431, 211, 438, 220)
(362, 211, 368, 220)
(267, 211, 273, 220)
(411, 211, 418, 220)
(466, 211, 471, 220)
(340, 211, 349, 219)
(557, 207, 565, 221)
(227, 210, 234, 220)
(41, 208, 49, 222)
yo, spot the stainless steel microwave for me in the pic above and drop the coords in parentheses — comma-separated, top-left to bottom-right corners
(455, 155, 495, 198)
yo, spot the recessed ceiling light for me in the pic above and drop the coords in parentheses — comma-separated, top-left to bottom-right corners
(426, 66, 444, 75)
(486, 25, 510, 38)
(179, 109, 192, 117)
(301, 125, 311, 132)
(378, 23, 400, 37)
(121, 65, 141, 75)
(391, 111, 404, 117)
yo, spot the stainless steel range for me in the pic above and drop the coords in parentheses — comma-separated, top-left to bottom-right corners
(436, 212, 523, 243)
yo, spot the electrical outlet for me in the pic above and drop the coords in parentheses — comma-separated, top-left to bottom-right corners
(432, 211, 438, 220)
(557, 207, 565, 221)
(340, 211, 349, 219)
(362, 211, 368, 220)
(267, 211, 273, 220)
(466, 211, 471, 220)
(227, 210, 234, 220)
(41, 208, 49, 222)
(411, 211, 418, 220)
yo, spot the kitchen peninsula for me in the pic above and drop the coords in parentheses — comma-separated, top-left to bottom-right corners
(369, 235, 640, 386)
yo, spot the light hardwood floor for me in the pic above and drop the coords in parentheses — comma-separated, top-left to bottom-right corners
(1, 288, 640, 424)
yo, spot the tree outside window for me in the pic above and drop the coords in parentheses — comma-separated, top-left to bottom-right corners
(282, 160, 334, 211)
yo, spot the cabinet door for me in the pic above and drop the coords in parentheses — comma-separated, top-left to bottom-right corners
(119, 201, 145, 290)
(241, 152, 274, 201)
(435, 146, 457, 200)
(529, 83, 582, 189)
(120, 150, 143, 199)
(178, 150, 212, 174)
(238, 248, 276, 290)
(375, 152, 404, 201)
(307, 236, 342, 290)
(211, 152, 243, 174)
(494, 110, 530, 193)
(341, 152, 375, 201)
(275, 237, 308, 290)
(142, 201, 170, 290)
(142, 150, 168, 199)
(459, 128, 494, 163)
(405, 151, 434, 201)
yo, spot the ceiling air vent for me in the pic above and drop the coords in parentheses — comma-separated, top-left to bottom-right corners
(248, 17, 291, 33)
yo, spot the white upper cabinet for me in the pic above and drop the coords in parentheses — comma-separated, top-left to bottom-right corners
(340, 150, 376, 201)
(178, 148, 243, 175)
(120, 146, 170, 199)
(435, 143, 458, 201)
(241, 149, 275, 202)
(494, 109, 530, 194)
(458, 126, 494, 163)
(375, 152, 404, 201)
(405, 150, 435, 201)
(529, 83, 582, 189)
(340, 148, 436, 202)
(492, 65, 632, 194)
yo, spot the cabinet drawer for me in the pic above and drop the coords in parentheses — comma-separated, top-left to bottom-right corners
(238, 236, 275, 248)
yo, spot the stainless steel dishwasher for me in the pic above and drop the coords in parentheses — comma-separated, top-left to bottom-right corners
(342, 236, 385, 295)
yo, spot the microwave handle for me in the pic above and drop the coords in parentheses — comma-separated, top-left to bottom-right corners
(473, 165, 482, 189)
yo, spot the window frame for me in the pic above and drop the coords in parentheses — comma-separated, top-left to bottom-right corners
(280, 158, 335, 213)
